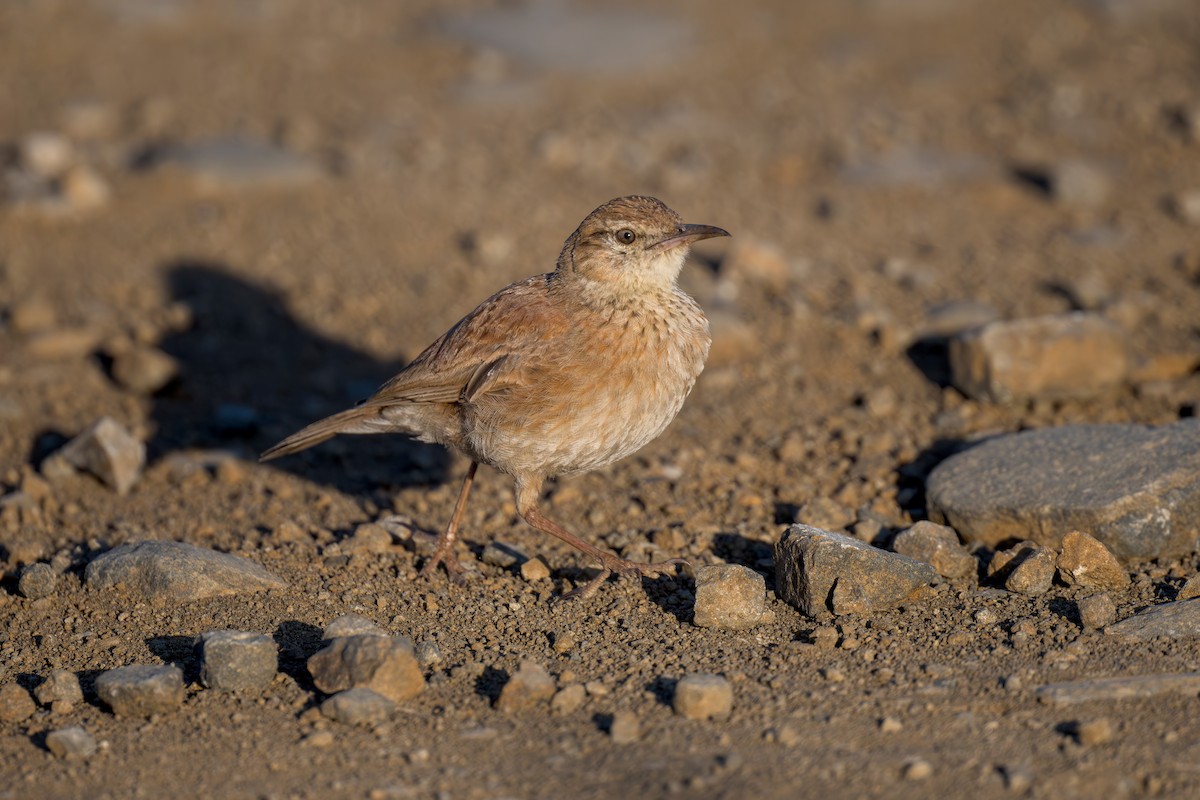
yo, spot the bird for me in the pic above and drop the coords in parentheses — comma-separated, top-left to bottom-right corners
(261, 195, 729, 600)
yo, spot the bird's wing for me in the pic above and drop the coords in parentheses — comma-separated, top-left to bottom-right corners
(363, 274, 564, 407)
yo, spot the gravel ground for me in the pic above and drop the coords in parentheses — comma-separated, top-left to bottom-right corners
(2, 1, 1200, 798)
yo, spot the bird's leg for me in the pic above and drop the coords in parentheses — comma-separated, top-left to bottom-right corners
(420, 461, 478, 582)
(516, 482, 687, 601)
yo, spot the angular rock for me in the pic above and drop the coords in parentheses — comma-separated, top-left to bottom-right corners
(197, 630, 278, 692)
(1077, 593, 1117, 630)
(948, 313, 1129, 402)
(1004, 545, 1056, 596)
(1037, 673, 1200, 705)
(1105, 600, 1200, 642)
(551, 684, 586, 715)
(1179, 574, 1200, 601)
(95, 665, 185, 717)
(111, 345, 179, 395)
(322, 614, 387, 640)
(673, 673, 733, 721)
(1057, 531, 1129, 590)
(775, 525, 938, 619)
(307, 634, 424, 703)
(0, 683, 37, 723)
(35, 670, 84, 707)
(18, 562, 59, 599)
(86, 541, 283, 601)
(693, 564, 771, 629)
(927, 420, 1200, 560)
(496, 660, 555, 712)
(320, 687, 395, 726)
(45, 726, 97, 758)
(520, 557, 550, 581)
(56, 417, 146, 494)
(890, 521, 976, 579)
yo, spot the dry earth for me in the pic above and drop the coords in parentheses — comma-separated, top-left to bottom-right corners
(2, 1, 1200, 798)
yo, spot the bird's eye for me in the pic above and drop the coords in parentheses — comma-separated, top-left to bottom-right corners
(616, 229, 636, 244)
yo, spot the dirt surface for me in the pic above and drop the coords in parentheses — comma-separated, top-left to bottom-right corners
(3, 1, 1200, 797)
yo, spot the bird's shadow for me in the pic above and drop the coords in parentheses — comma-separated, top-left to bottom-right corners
(151, 261, 449, 495)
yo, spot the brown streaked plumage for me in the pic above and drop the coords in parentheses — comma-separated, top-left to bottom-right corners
(261, 196, 729, 600)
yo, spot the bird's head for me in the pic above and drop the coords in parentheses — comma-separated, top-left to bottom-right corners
(556, 196, 729, 293)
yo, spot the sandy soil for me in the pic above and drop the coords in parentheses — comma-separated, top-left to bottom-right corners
(2, 0, 1200, 797)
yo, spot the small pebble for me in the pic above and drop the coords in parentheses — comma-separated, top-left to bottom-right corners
(196, 630, 278, 692)
(693, 564, 771, 629)
(95, 665, 185, 717)
(320, 687, 395, 726)
(1073, 718, 1115, 746)
(520, 557, 550, 581)
(609, 710, 641, 744)
(1077, 593, 1117, 629)
(35, 670, 84, 707)
(550, 684, 586, 715)
(880, 717, 903, 733)
(415, 640, 443, 668)
(18, 562, 58, 600)
(673, 673, 733, 721)
(496, 660, 555, 711)
(903, 758, 933, 780)
(0, 683, 37, 723)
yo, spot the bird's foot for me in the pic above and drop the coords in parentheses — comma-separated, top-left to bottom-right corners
(553, 556, 689, 603)
(419, 545, 469, 585)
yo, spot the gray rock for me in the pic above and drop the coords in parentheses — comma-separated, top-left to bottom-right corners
(56, 417, 146, 494)
(320, 687, 395, 726)
(1037, 673, 1200, 705)
(196, 630, 277, 692)
(111, 345, 179, 394)
(35, 670, 84, 707)
(45, 727, 97, 759)
(95, 665, 185, 717)
(1057, 531, 1129, 590)
(0, 683, 36, 723)
(481, 541, 527, 568)
(693, 564, 772, 629)
(1077, 593, 1117, 629)
(496, 660, 555, 712)
(948, 313, 1129, 402)
(775, 525, 938, 619)
(86, 541, 285, 601)
(415, 640, 443, 668)
(927, 421, 1200, 560)
(307, 634, 424, 703)
(322, 614, 387, 640)
(673, 673, 733, 720)
(890, 521, 976, 579)
(918, 300, 1001, 340)
(18, 562, 58, 599)
(152, 136, 322, 189)
(1105, 600, 1200, 642)
(1049, 159, 1112, 209)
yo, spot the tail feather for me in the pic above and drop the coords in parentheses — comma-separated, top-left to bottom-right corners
(260, 407, 379, 461)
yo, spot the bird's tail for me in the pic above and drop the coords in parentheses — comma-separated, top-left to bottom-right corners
(259, 406, 380, 462)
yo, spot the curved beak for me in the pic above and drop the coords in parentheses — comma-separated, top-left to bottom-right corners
(651, 223, 731, 251)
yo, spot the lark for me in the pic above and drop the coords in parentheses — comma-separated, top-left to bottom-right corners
(262, 196, 728, 599)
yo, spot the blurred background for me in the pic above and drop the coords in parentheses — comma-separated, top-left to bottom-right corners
(1, 0, 1198, 527)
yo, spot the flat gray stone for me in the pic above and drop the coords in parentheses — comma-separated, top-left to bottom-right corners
(322, 614, 387, 641)
(56, 416, 145, 494)
(319, 688, 395, 726)
(927, 421, 1200, 560)
(1105, 600, 1200, 641)
(153, 136, 322, 189)
(1037, 673, 1200, 705)
(95, 665, 184, 717)
(948, 313, 1129, 402)
(197, 630, 278, 692)
(693, 564, 772, 629)
(86, 541, 285, 602)
(45, 726, 97, 758)
(775, 525, 938, 619)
